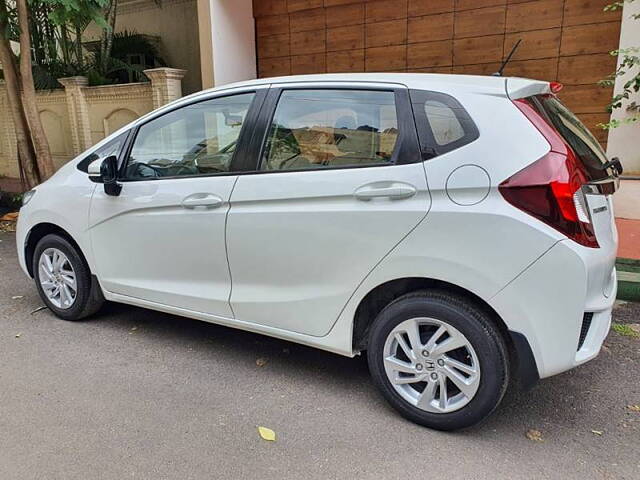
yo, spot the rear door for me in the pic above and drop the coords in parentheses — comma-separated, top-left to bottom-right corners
(226, 83, 430, 336)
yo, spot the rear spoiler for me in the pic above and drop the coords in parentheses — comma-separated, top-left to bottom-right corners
(505, 78, 551, 100)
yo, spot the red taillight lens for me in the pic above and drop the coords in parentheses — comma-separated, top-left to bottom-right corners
(500, 98, 599, 248)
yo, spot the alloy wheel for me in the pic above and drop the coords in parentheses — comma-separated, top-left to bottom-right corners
(38, 248, 77, 309)
(382, 317, 481, 413)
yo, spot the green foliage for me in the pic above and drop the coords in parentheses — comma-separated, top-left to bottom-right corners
(612, 323, 640, 338)
(599, 0, 640, 129)
(3, 1, 164, 89)
(0, 190, 23, 210)
(44, 0, 109, 28)
(605, 0, 640, 18)
(110, 30, 165, 65)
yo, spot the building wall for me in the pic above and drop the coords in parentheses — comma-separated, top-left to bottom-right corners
(253, 0, 622, 146)
(0, 70, 184, 187)
(197, 0, 257, 89)
(84, 0, 202, 94)
(607, 0, 640, 175)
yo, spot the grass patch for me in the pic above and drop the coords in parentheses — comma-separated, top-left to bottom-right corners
(612, 323, 640, 338)
(617, 258, 640, 274)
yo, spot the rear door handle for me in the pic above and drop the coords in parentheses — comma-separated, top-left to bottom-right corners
(354, 183, 417, 201)
(181, 193, 224, 209)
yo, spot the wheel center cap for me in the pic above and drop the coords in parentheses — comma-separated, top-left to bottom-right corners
(425, 360, 435, 371)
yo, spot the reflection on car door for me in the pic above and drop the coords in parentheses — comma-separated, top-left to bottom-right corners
(89, 89, 264, 317)
(226, 85, 431, 336)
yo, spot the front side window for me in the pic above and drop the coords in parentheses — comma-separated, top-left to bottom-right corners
(124, 93, 255, 179)
(77, 133, 127, 173)
(261, 89, 399, 171)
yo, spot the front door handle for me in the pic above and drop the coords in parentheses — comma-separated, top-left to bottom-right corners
(354, 183, 417, 201)
(181, 193, 224, 209)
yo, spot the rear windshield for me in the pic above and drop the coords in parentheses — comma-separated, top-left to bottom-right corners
(528, 95, 611, 180)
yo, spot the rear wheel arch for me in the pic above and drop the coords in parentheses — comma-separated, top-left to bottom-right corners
(25, 223, 89, 278)
(351, 277, 537, 389)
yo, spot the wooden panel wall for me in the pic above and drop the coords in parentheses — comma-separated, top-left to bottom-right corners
(254, 0, 622, 144)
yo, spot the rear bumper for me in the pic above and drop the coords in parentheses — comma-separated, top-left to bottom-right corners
(491, 239, 616, 379)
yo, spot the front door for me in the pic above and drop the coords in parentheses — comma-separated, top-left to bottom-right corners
(89, 90, 262, 317)
(226, 86, 430, 336)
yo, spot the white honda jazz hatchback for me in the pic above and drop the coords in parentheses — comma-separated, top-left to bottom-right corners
(17, 74, 620, 430)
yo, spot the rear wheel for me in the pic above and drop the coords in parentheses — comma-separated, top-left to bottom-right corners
(33, 234, 104, 321)
(367, 290, 509, 430)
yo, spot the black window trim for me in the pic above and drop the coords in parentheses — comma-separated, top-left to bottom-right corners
(239, 83, 422, 176)
(409, 89, 479, 160)
(116, 87, 269, 182)
(76, 130, 131, 173)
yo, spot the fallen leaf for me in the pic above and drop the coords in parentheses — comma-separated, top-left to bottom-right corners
(525, 429, 543, 442)
(15, 333, 21, 338)
(591, 430, 603, 436)
(0, 222, 16, 233)
(0, 212, 18, 222)
(11, 295, 24, 300)
(256, 357, 268, 367)
(627, 405, 640, 412)
(30, 306, 47, 315)
(258, 426, 276, 442)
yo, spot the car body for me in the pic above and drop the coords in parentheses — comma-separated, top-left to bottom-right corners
(16, 73, 620, 430)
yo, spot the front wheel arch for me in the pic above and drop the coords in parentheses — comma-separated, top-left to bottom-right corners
(25, 223, 90, 278)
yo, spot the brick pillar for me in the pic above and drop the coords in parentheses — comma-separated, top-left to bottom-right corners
(144, 68, 187, 109)
(0, 80, 20, 178)
(58, 76, 92, 155)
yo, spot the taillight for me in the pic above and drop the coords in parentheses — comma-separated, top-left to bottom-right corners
(499, 98, 599, 248)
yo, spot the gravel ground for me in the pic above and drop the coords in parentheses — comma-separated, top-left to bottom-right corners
(0, 231, 639, 480)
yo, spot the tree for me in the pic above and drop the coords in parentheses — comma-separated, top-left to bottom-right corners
(600, 0, 640, 129)
(0, 0, 42, 188)
(0, 0, 108, 189)
(98, 0, 116, 73)
(17, 0, 55, 180)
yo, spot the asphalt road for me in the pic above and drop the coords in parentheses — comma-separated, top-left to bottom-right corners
(1, 231, 638, 480)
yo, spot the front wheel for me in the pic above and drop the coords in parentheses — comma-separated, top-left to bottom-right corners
(33, 234, 104, 321)
(367, 290, 509, 431)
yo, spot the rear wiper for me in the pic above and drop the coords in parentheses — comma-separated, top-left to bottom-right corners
(602, 157, 624, 176)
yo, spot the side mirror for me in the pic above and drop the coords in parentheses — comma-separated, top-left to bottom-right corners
(88, 155, 122, 196)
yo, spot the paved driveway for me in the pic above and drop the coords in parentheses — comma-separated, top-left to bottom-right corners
(0, 231, 638, 479)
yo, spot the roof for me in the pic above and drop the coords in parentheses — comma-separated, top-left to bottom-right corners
(185, 72, 550, 102)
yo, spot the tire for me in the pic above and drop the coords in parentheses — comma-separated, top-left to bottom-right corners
(32, 234, 104, 321)
(367, 290, 509, 431)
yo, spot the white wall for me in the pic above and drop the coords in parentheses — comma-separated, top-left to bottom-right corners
(607, 0, 640, 175)
(209, 0, 256, 87)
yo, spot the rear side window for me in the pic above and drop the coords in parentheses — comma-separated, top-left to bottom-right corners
(410, 90, 478, 158)
(424, 100, 466, 146)
(528, 95, 610, 180)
